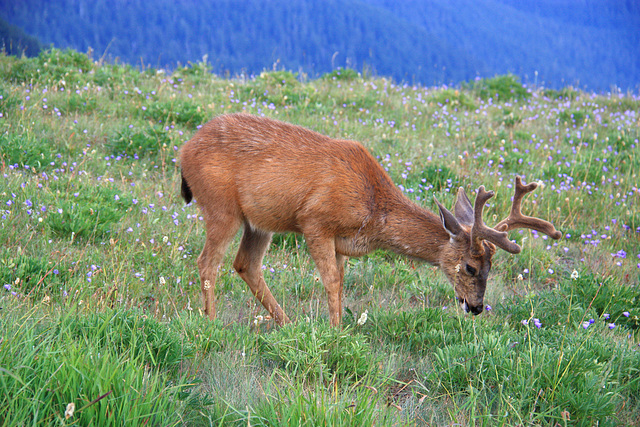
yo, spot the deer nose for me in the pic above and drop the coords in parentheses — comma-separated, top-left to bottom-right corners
(469, 304, 484, 315)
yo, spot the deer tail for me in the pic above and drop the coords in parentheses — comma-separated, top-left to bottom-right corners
(181, 170, 193, 204)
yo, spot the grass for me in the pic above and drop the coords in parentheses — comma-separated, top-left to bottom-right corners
(0, 48, 639, 425)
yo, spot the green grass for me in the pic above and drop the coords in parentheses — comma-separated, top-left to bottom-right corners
(1, 48, 639, 425)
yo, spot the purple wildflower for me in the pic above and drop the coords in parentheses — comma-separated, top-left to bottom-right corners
(611, 250, 627, 258)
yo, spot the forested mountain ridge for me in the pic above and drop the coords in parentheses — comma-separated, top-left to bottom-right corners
(0, 17, 42, 57)
(1, 0, 638, 91)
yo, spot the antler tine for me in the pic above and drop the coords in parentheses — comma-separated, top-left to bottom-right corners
(494, 176, 563, 240)
(471, 186, 521, 254)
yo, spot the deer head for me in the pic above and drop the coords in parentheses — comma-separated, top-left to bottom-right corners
(434, 176, 562, 315)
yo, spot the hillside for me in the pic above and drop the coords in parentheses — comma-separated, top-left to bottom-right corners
(1, 0, 638, 91)
(0, 49, 639, 424)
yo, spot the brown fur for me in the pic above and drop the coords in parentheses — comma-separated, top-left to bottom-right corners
(180, 113, 560, 325)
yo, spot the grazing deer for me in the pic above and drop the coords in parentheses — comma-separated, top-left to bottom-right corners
(180, 113, 561, 326)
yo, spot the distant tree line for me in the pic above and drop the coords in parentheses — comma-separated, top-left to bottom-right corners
(1, 0, 638, 91)
(0, 17, 42, 57)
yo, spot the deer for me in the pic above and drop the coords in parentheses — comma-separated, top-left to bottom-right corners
(180, 113, 561, 326)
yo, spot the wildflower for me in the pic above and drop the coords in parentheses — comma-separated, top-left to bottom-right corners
(570, 269, 579, 280)
(604, 313, 610, 320)
(3, 284, 10, 291)
(623, 311, 629, 317)
(611, 250, 627, 258)
(65, 402, 75, 419)
(582, 321, 590, 329)
(357, 310, 369, 326)
(533, 318, 542, 328)
(485, 305, 492, 312)
(608, 323, 616, 329)
(254, 315, 264, 325)
(521, 319, 528, 326)
(159, 276, 166, 285)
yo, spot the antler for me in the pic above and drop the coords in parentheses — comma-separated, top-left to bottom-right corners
(471, 176, 562, 255)
(494, 176, 563, 243)
(470, 186, 521, 254)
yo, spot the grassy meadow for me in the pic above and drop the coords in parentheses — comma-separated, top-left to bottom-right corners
(0, 49, 639, 426)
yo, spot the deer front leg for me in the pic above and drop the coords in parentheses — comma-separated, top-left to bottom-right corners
(307, 236, 344, 326)
(233, 225, 290, 326)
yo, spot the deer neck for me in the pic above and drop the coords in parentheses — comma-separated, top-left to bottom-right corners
(376, 198, 448, 265)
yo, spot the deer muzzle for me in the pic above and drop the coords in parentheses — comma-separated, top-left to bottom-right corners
(459, 298, 484, 315)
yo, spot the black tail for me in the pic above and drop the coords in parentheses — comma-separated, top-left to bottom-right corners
(181, 171, 193, 204)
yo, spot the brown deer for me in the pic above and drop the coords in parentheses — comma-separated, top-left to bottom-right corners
(180, 113, 561, 326)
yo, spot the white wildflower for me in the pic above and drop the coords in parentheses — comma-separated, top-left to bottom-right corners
(571, 269, 579, 280)
(65, 402, 75, 419)
(357, 310, 369, 326)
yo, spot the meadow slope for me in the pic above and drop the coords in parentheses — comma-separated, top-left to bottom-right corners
(0, 49, 639, 425)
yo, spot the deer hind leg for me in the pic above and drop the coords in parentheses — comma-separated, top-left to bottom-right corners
(233, 224, 291, 326)
(336, 253, 347, 314)
(306, 236, 344, 326)
(198, 215, 241, 321)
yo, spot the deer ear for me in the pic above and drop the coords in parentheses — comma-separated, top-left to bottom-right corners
(434, 195, 462, 237)
(454, 187, 474, 227)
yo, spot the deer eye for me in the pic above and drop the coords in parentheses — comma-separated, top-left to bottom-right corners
(465, 264, 477, 276)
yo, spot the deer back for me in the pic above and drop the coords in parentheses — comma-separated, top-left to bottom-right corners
(180, 113, 403, 242)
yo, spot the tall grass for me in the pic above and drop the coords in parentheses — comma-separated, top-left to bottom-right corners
(1, 48, 638, 425)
